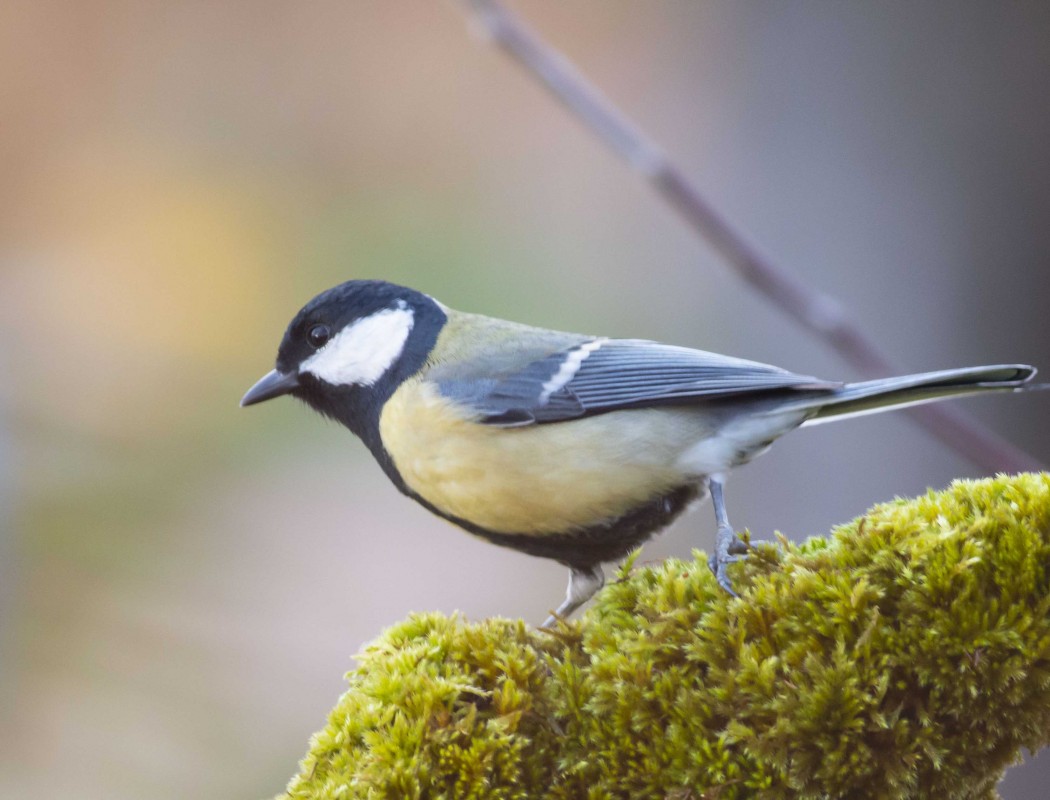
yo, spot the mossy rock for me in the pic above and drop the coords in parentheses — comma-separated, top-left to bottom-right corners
(282, 473, 1050, 799)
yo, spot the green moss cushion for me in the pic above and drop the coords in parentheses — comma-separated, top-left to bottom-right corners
(283, 473, 1050, 799)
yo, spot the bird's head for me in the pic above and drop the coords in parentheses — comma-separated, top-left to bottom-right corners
(241, 280, 447, 434)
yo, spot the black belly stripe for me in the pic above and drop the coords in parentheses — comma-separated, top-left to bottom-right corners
(408, 483, 702, 571)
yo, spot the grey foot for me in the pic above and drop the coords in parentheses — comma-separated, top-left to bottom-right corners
(542, 565, 604, 629)
(708, 529, 782, 596)
(709, 524, 749, 597)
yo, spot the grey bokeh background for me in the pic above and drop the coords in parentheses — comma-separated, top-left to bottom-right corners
(2, 2, 1049, 797)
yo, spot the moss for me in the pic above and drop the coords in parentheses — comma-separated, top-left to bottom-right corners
(282, 473, 1050, 799)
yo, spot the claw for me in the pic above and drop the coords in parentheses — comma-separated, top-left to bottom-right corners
(714, 563, 740, 598)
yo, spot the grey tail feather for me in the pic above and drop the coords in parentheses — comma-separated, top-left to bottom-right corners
(797, 364, 1040, 427)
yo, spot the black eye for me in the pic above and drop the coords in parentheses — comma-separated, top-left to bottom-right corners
(307, 324, 331, 349)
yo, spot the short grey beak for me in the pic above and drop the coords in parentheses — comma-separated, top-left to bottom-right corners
(240, 369, 300, 407)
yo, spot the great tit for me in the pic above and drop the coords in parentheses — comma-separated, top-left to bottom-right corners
(241, 279, 1040, 625)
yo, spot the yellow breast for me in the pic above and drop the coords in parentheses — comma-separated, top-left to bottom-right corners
(378, 378, 707, 536)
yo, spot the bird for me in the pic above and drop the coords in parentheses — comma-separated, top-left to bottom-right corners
(241, 279, 1041, 626)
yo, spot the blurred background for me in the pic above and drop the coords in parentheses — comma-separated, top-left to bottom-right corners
(2, 1, 1049, 797)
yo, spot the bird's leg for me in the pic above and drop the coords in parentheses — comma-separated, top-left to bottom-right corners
(542, 565, 605, 628)
(707, 474, 747, 597)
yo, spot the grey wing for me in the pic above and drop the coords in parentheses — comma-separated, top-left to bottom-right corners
(436, 338, 841, 426)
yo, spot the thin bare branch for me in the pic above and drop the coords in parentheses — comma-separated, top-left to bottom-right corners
(459, 0, 1043, 473)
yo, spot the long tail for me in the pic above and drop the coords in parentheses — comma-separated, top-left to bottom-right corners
(795, 365, 1040, 426)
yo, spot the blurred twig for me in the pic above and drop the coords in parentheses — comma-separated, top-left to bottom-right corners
(459, 0, 1043, 473)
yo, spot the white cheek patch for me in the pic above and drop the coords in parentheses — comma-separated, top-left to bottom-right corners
(300, 307, 415, 387)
